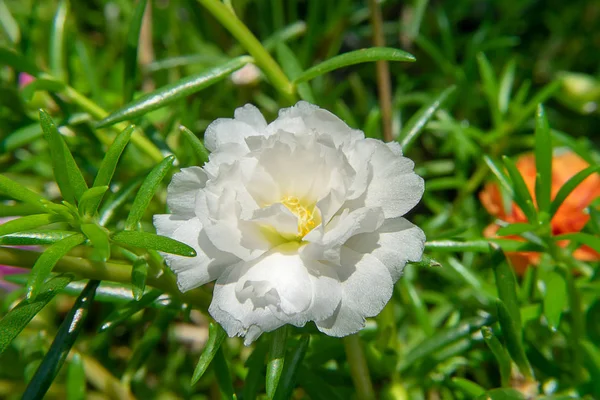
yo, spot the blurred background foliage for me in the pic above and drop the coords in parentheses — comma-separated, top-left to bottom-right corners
(0, 0, 599, 399)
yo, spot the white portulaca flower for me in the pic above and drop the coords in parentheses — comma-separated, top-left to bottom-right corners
(154, 102, 425, 345)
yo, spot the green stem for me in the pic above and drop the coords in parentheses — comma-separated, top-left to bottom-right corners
(197, 0, 295, 102)
(343, 334, 375, 400)
(0, 246, 210, 309)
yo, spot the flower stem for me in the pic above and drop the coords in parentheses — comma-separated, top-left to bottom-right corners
(368, 0, 393, 142)
(343, 334, 375, 400)
(196, 0, 295, 102)
(0, 246, 210, 309)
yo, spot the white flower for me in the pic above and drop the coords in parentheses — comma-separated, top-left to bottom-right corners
(154, 102, 425, 345)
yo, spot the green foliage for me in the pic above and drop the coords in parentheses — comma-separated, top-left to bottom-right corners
(1, 0, 599, 398)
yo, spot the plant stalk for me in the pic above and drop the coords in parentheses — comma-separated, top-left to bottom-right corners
(343, 334, 376, 400)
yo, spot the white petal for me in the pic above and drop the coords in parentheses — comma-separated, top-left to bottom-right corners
(204, 119, 260, 152)
(316, 247, 393, 336)
(153, 214, 187, 237)
(345, 217, 425, 281)
(251, 203, 298, 237)
(166, 167, 207, 216)
(234, 104, 268, 131)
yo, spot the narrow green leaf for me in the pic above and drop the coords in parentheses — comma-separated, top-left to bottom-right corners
(273, 335, 310, 400)
(22, 280, 99, 400)
(0, 174, 49, 212)
(266, 326, 288, 398)
(556, 232, 600, 254)
(398, 85, 456, 153)
(191, 323, 227, 385)
(0, 0, 20, 44)
(581, 340, 600, 398)
(481, 326, 511, 387)
(496, 223, 535, 237)
(80, 223, 111, 262)
(0, 230, 76, 246)
(277, 43, 315, 103)
(112, 230, 195, 256)
(179, 125, 210, 165)
(492, 246, 522, 333)
(123, 0, 148, 103)
(66, 353, 85, 400)
(26, 233, 86, 300)
(293, 47, 415, 84)
(243, 341, 269, 400)
(0, 46, 39, 75)
(476, 53, 501, 128)
(502, 156, 537, 223)
(498, 59, 516, 114)
(496, 300, 534, 379)
(49, 0, 68, 81)
(213, 347, 235, 399)
(20, 78, 66, 102)
(0, 213, 64, 237)
(476, 388, 526, 400)
(515, 79, 561, 127)
(96, 57, 251, 128)
(451, 377, 486, 397)
(97, 177, 143, 226)
(40, 110, 88, 204)
(483, 156, 514, 197)
(98, 289, 163, 332)
(550, 165, 600, 216)
(399, 316, 492, 371)
(0, 275, 72, 355)
(534, 104, 552, 213)
(425, 239, 544, 254)
(131, 257, 149, 301)
(125, 155, 175, 230)
(93, 125, 135, 188)
(77, 186, 109, 217)
(542, 271, 567, 331)
(1, 123, 43, 153)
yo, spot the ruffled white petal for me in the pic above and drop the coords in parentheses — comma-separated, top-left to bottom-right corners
(166, 167, 207, 216)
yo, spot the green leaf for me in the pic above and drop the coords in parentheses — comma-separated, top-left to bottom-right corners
(266, 326, 288, 398)
(26, 233, 86, 300)
(549, 165, 600, 216)
(0, 275, 72, 355)
(496, 300, 534, 380)
(534, 104, 552, 213)
(22, 280, 99, 400)
(277, 43, 316, 103)
(398, 85, 456, 153)
(492, 246, 522, 333)
(498, 59, 516, 115)
(131, 257, 149, 301)
(213, 347, 235, 399)
(481, 326, 511, 387)
(496, 223, 535, 236)
(425, 239, 544, 254)
(556, 232, 600, 254)
(66, 353, 85, 400)
(20, 78, 66, 102)
(273, 335, 310, 400)
(0, 230, 76, 246)
(96, 57, 251, 128)
(97, 177, 143, 226)
(541, 271, 567, 331)
(49, 0, 68, 81)
(40, 110, 88, 204)
(98, 289, 163, 332)
(93, 125, 135, 188)
(483, 156, 514, 197)
(477, 53, 501, 128)
(125, 155, 175, 230)
(502, 156, 537, 223)
(476, 388, 526, 400)
(80, 223, 110, 262)
(191, 323, 227, 385)
(0, 0, 20, 44)
(243, 341, 269, 400)
(111, 230, 195, 256)
(77, 186, 109, 217)
(0, 46, 39, 75)
(1, 123, 43, 153)
(0, 213, 64, 237)
(0, 174, 50, 212)
(293, 47, 415, 84)
(179, 125, 210, 165)
(515, 79, 561, 127)
(450, 377, 486, 397)
(123, 0, 148, 103)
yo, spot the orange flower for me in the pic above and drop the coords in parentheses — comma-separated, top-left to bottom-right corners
(480, 151, 600, 274)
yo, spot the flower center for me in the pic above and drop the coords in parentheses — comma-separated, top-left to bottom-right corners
(281, 196, 319, 237)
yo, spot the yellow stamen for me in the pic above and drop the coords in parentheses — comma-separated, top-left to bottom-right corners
(281, 196, 317, 237)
